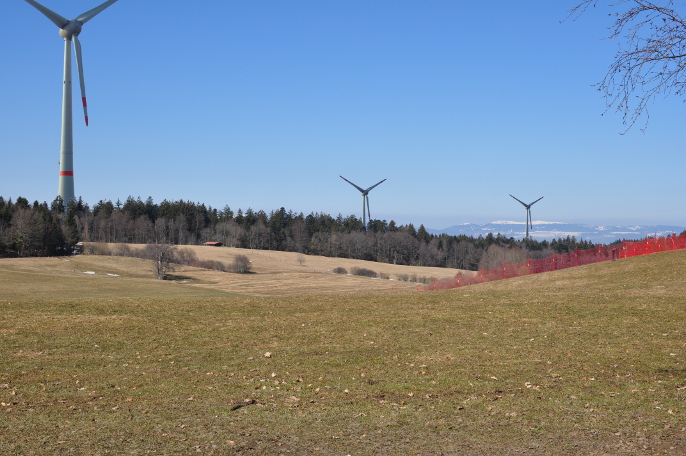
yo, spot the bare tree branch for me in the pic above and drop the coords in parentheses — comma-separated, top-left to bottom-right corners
(568, 0, 686, 132)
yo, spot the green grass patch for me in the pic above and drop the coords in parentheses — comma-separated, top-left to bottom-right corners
(1, 252, 685, 454)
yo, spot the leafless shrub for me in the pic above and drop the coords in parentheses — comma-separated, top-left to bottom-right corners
(192, 259, 217, 270)
(111, 243, 132, 257)
(297, 254, 306, 266)
(202, 260, 230, 272)
(175, 247, 198, 265)
(230, 255, 252, 274)
(83, 243, 110, 255)
(333, 267, 348, 274)
(396, 273, 409, 282)
(478, 244, 528, 271)
(350, 267, 377, 278)
(378, 272, 389, 280)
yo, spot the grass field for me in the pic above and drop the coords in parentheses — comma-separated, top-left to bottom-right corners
(0, 249, 685, 454)
(0, 245, 472, 299)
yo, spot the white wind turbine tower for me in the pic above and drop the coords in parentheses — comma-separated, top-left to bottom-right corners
(24, 0, 120, 206)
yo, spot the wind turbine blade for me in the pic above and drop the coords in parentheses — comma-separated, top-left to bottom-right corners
(366, 195, 371, 220)
(530, 196, 544, 206)
(509, 194, 527, 207)
(366, 178, 387, 192)
(77, 0, 119, 24)
(24, 0, 68, 28)
(73, 36, 89, 126)
(340, 175, 365, 193)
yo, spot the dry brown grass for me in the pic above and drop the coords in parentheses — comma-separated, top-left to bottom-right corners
(1, 249, 685, 454)
(90, 243, 475, 296)
(0, 255, 229, 301)
(0, 244, 473, 298)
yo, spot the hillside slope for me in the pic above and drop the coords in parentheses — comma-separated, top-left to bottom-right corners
(0, 248, 684, 454)
(166, 244, 473, 296)
(0, 245, 473, 298)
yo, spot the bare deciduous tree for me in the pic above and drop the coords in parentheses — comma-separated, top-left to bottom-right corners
(11, 209, 43, 257)
(247, 220, 268, 250)
(569, 1, 686, 131)
(144, 243, 177, 280)
(478, 244, 528, 271)
(215, 220, 243, 248)
(290, 218, 309, 253)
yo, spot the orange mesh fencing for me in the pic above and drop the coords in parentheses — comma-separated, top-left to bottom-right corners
(422, 233, 686, 291)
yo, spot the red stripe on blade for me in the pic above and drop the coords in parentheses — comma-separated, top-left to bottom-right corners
(59, 171, 74, 177)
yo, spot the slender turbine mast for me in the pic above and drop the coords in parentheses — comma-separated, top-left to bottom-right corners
(510, 195, 544, 239)
(340, 176, 386, 231)
(24, 0, 120, 206)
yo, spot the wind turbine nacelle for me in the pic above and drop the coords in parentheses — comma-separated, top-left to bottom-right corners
(59, 21, 83, 39)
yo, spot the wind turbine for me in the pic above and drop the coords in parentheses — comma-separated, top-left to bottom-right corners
(340, 176, 386, 230)
(24, 0, 120, 206)
(510, 194, 544, 239)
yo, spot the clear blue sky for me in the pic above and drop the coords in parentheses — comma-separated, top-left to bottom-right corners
(3, 0, 685, 228)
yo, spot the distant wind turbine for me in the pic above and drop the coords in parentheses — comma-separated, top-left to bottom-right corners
(510, 194, 544, 239)
(24, 0, 120, 206)
(340, 176, 386, 230)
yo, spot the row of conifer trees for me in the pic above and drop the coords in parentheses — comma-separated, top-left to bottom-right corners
(0, 196, 598, 270)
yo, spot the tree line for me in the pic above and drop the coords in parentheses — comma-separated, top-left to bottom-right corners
(0, 195, 600, 271)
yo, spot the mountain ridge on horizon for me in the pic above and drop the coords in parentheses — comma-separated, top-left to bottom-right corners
(426, 221, 686, 244)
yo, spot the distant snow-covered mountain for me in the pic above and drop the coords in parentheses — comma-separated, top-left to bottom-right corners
(426, 221, 686, 244)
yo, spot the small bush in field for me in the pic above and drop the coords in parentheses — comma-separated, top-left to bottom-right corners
(396, 273, 409, 282)
(112, 243, 132, 257)
(230, 255, 251, 274)
(350, 267, 377, 278)
(83, 243, 110, 255)
(193, 260, 217, 270)
(333, 267, 348, 274)
(415, 276, 434, 284)
(175, 248, 198, 265)
(378, 272, 389, 280)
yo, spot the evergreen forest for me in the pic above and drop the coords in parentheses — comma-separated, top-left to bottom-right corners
(0, 196, 600, 271)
